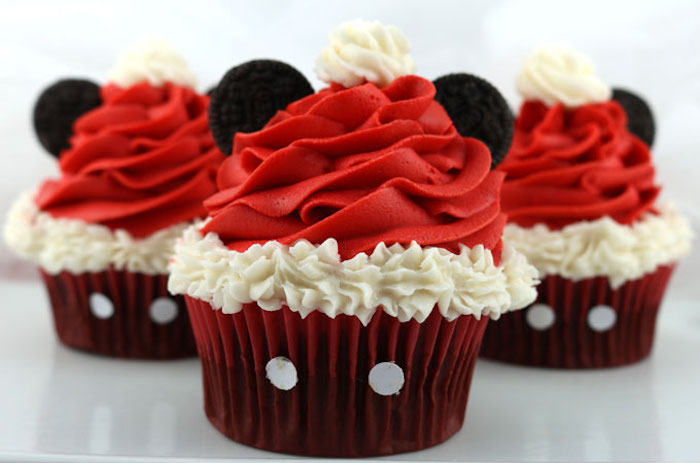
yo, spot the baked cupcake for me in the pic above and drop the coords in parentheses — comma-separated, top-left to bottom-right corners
(168, 20, 538, 456)
(480, 45, 693, 368)
(4, 40, 224, 358)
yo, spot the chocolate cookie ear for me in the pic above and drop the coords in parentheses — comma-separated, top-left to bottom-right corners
(612, 88, 655, 147)
(433, 73, 514, 168)
(208, 60, 314, 155)
(33, 79, 101, 157)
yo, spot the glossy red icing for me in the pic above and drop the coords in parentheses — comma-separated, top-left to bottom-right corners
(35, 82, 224, 238)
(202, 75, 506, 260)
(498, 101, 660, 229)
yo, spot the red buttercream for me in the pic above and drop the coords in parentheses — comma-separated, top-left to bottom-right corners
(35, 82, 225, 238)
(498, 101, 660, 229)
(202, 75, 506, 260)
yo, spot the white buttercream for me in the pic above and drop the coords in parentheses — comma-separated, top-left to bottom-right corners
(4, 192, 190, 275)
(503, 205, 693, 288)
(315, 19, 415, 88)
(106, 38, 196, 88)
(167, 227, 539, 325)
(516, 45, 611, 107)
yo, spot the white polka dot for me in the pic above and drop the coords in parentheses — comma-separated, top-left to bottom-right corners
(89, 293, 114, 319)
(588, 305, 617, 332)
(526, 303, 556, 331)
(368, 362, 405, 396)
(265, 356, 298, 390)
(149, 297, 178, 324)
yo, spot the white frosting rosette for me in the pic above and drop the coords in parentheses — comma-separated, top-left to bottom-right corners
(106, 38, 197, 88)
(315, 19, 415, 88)
(516, 44, 611, 107)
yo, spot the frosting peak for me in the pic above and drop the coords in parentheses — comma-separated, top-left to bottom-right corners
(516, 45, 611, 108)
(315, 19, 415, 88)
(107, 39, 197, 88)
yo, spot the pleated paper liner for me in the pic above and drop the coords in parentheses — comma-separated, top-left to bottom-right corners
(480, 264, 676, 368)
(186, 296, 490, 457)
(39, 267, 196, 359)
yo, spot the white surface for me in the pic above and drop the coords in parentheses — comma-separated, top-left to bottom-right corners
(1, 279, 700, 462)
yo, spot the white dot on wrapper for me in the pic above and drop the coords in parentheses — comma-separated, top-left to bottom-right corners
(526, 303, 556, 331)
(149, 297, 178, 324)
(368, 362, 405, 396)
(89, 293, 114, 319)
(265, 356, 298, 390)
(588, 305, 617, 332)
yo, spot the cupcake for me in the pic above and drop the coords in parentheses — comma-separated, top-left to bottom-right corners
(168, 20, 538, 456)
(4, 40, 225, 358)
(480, 45, 693, 368)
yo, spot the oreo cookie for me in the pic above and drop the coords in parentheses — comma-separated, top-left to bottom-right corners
(612, 87, 655, 147)
(433, 73, 514, 168)
(33, 79, 101, 157)
(208, 60, 314, 155)
(205, 85, 217, 96)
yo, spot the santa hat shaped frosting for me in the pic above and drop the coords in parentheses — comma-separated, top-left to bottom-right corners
(516, 44, 655, 146)
(33, 39, 197, 157)
(208, 19, 514, 167)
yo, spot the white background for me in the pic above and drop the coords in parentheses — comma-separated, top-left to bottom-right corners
(1, 3, 699, 462)
(1, 0, 698, 297)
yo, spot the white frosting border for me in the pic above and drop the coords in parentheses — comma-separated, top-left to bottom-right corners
(503, 204, 693, 288)
(167, 226, 539, 325)
(4, 191, 190, 275)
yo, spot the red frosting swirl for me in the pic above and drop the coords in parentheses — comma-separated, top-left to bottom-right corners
(202, 75, 506, 261)
(35, 82, 224, 238)
(498, 101, 660, 229)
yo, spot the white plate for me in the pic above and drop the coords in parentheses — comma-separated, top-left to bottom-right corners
(0, 279, 698, 462)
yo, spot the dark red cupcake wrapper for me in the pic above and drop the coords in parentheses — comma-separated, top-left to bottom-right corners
(480, 264, 676, 368)
(39, 267, 196, 359)
(186, 296, 489, 457)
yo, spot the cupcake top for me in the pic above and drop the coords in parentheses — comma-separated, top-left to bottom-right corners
(5, 40, 224, 275)
(168, 20, 538, 325)
(498, 45, 692, 286)
(500, 45, 659, 229)
(202, 74, 505, 260)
